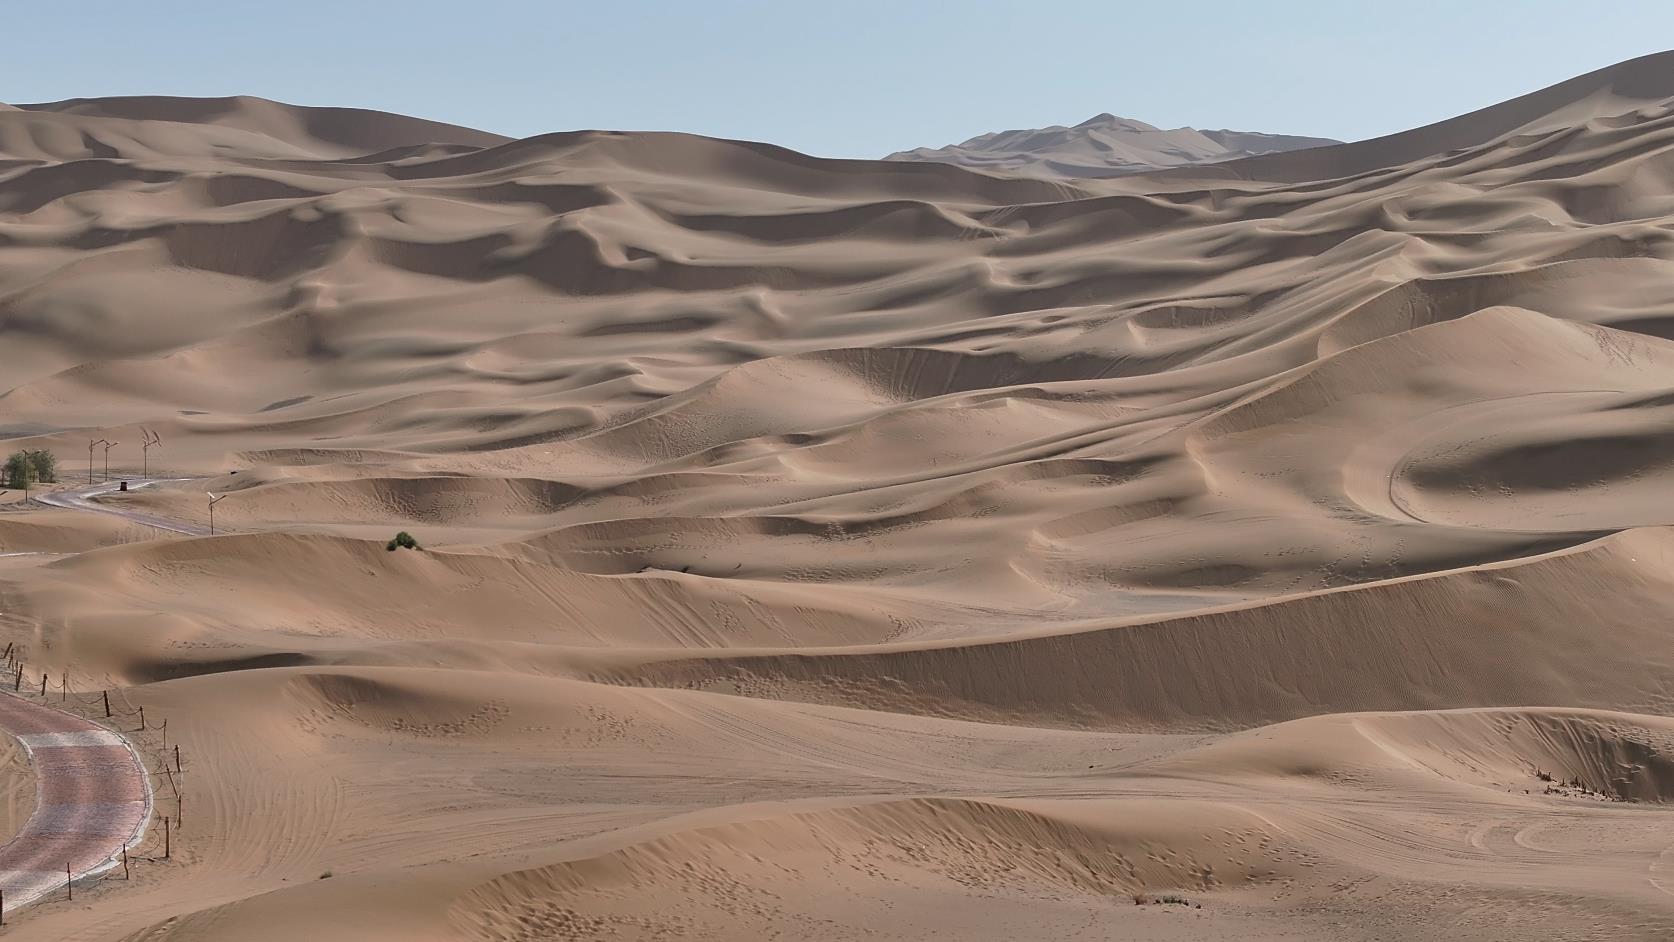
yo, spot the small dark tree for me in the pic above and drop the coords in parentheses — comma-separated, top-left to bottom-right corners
(386, 531, 420, 552)
(26, 450, 55, 484)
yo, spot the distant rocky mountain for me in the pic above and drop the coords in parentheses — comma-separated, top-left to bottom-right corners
(885, 113, 1339, 179)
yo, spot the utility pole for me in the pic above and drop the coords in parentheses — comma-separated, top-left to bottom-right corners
(208, 493, 227, 535)
(102, 441, 118, 483)
(142, 430, 162, 479)
(88, 439, 109, 485)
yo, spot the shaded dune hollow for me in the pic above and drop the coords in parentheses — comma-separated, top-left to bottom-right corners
(7, 52, 1674, 941)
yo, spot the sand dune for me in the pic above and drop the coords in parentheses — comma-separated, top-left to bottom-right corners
(2, 54, 1674, 940)
(590, 527, 1674, 728)
(10, 95, 511, 159)
(1169, 49, 1674, 184)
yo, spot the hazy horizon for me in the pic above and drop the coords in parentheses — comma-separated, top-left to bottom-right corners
(9, 1, 1674, 158)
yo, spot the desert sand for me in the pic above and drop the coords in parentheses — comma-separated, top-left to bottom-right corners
(0, 51, 1672, 940)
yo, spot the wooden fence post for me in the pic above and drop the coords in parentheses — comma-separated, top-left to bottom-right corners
(65, 862, 71, 901)
(39, 673, 45, 697)
(104, 690, 112, 717)
(123, 846, 130, 879)
(60, 671, 66, 701)
(164, 816, 171, 858)
(138, 706, 145, 730)
(174, 745, 182, 773)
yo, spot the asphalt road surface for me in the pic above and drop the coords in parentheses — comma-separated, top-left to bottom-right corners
(0, 691, 150, 913)
(34, 480, 204, 536)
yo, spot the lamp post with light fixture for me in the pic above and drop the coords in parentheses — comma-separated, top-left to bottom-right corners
(88, 440, 109, 485)
(142, 430, 162, 479)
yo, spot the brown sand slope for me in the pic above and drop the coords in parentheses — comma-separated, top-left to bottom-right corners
(14, 96, 511, 156)
(2, 55, 1674, 939)
(1167, 49, 1674, 183)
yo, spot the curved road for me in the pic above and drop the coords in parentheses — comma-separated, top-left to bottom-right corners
(0, 691, 150, 913)
(0, 480, 173, 915)
(35, 479, 205, 536)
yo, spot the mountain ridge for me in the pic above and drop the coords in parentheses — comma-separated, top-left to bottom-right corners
(885, 111, 1340, 179)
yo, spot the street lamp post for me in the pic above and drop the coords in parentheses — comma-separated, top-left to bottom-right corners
(102, 441, 118, 484)
(141, 431, 162, 479)
(207, 493, 227, 535)
(88, 440, 109, 485)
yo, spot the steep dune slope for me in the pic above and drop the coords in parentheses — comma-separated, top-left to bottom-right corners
(1177, 50, 1674, 183)
(4, 59, 1674, 941)
(594, 527, 1674, 728)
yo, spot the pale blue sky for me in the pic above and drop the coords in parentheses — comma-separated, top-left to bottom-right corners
(8, 2, 1673, 157)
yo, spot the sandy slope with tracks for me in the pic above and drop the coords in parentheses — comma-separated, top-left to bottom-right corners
(3, 53, 1674, 939)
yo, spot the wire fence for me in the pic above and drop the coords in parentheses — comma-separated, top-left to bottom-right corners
(0, 638, 186, 919)
(0, 488, 211, 921)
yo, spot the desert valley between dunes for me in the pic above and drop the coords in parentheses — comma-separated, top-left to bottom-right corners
(2, 49, 1674, 942)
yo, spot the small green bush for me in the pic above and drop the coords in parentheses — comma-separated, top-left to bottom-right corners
(3, 453, 28, 490)
(6, 453, 32, 490)
(25, 450, 54, 484)
(5, 450, 57, 490)
(386, 531, 420, 552)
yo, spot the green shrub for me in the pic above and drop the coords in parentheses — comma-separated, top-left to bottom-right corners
(26, 450, 55, 484)
(386, 531, 420, 552)
(4, 452, 33, 490)
(5, 450, 56, 490)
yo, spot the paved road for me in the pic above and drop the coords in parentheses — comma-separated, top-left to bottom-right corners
(0, 692, 150, 912)
(0, 482, 171, 914)
(35, 480, 205, 536)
